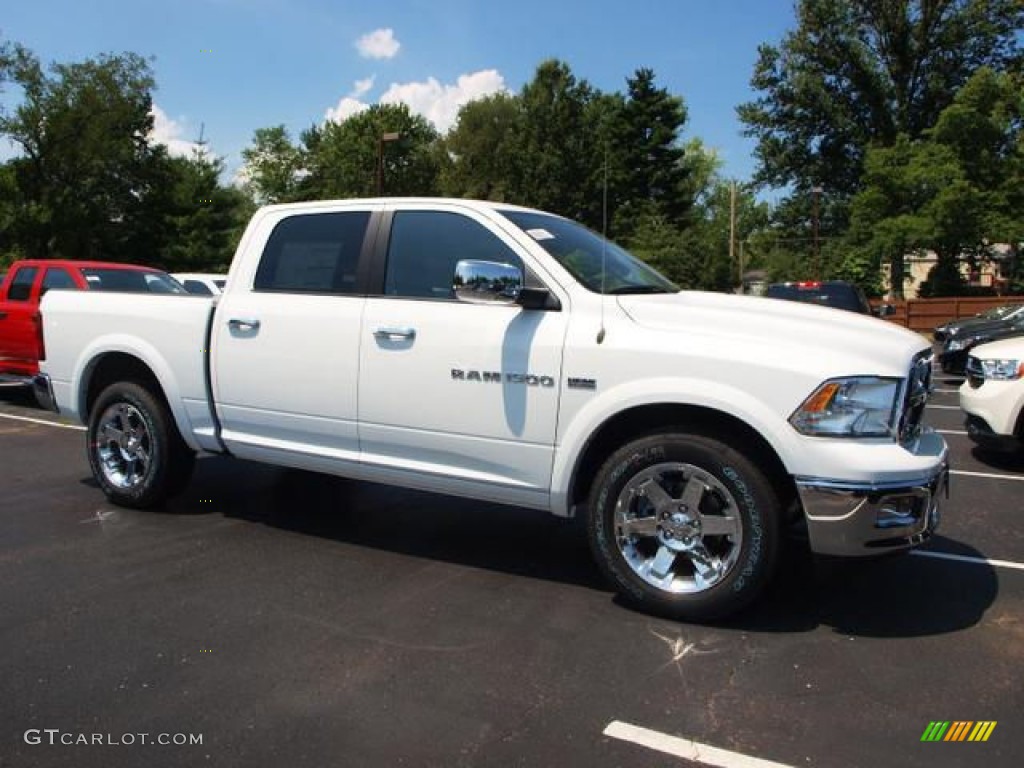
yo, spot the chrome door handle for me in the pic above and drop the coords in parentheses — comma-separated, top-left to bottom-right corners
(228, 317, 261, 332)
(373, 326, 416, 341)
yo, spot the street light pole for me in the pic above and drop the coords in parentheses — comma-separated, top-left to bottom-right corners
(377, 132, 401, 196)
(812, 186, 823, 280)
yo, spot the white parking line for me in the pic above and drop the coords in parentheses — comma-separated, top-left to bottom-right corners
(604, 721, 794, 768)
(926, 404, 961, 410)
(935, 429, 968, 435)
(933, 388, 961, 394)
(911, 551, 1024, 572)
(0, 412, 85, 431)
(950, 469, 1024, 482)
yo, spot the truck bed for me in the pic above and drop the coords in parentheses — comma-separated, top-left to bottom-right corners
(40, 290, 216, 449)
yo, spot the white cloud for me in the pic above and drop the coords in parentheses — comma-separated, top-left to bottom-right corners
(356, 28, 400, 60)
(324, 69, 507, 133)
(148, 104, 210, 158)
(380, 69, 506, 132)
(324, 77, 379, 123)
(325, 96, 370, 123)
(352, 76, 375, 97)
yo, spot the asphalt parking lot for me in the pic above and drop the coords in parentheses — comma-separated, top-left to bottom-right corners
(0, 363, 1021, 768)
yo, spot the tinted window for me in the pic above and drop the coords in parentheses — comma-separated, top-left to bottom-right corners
(255, 212, 370, 294)
(766, 283, 869, 313)
(183, 279, 213, 295)
(41, 267, 77, 295)
(7, 267, 38, 301)
(213, 280, 226, 290)
(385, 211, 523, 300)
(82, 269, 186, 294)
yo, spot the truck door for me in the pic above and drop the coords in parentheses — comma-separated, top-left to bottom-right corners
(0, 266, 42, 376)
(211, 207, 375, 465)
(357, 206, 568, 507)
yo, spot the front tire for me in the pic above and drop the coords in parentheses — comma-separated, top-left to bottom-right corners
(587, 432, 780, 622)
(87, 382, 195, 509)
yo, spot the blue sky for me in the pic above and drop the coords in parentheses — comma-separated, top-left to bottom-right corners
(2, 0, 797, 185)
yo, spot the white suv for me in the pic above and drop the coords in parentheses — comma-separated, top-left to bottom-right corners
(960, 336, 1024, 451)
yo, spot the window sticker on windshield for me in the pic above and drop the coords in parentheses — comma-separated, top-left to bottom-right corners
(526, 228, 555, 241)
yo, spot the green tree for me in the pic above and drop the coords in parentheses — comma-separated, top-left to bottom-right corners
(438, 93, 520, 200)
(298, 103, 439, 199)
(0, 48, 167, 260)
(240, 125, 304, 204)
(159, 151, 250, 271)
(505, 60, 601, 223)
(739, 0, 1023, 210)
(844, 67, 1022, 296)
(607, 68, 691, 240)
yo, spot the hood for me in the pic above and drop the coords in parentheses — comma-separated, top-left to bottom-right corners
(946, 316, 1019, 337)
(970, 335, 1024, 359)
(617, 291, 928, 378)
(970, 335, 1024, 360)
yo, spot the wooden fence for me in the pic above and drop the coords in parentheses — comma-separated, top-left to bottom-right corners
(870, 296, 1024, 333)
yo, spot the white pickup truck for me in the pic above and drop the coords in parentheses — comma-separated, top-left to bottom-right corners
(36, 198, 948, 620)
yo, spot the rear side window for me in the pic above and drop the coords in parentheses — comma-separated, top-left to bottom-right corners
(254, 212, 370, 294)
(8, 267, 38, 301)
(41, 267, 77, 295)
(183, 280, 213, 295)
(384, 211, 523, 300)
(81, 269, 185, 294)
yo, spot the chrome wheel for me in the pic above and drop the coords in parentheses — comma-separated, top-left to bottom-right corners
(614, 462, 743, 594)
(95, 402, 153, 491)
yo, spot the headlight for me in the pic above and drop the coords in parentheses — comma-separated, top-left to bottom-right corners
(945, 338, 973, 352)
(976, 358, 1024, 380)
(790, 377, 901, 438)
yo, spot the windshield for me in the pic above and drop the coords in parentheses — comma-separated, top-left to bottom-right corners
(499, 210, 678, 295)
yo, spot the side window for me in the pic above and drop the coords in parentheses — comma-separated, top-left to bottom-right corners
(41, 267, 76, 295)
(7, 267, 38, 301)
(183, 280, 213, 295)
(384, 211, 523, 300)
(254, 211, 370, 294)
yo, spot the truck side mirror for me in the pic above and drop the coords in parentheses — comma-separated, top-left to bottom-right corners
(453, 260, 523, 306)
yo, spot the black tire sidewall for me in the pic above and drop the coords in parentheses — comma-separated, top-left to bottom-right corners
(587, 433, 779, 621)
(87, 382, 176, 509)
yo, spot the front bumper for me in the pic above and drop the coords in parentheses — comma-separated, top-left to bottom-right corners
(796, 461, 948, 556)
(32, 373, 59, 414)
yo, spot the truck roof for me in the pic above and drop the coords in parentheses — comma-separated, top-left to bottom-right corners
(256, 197, 550, 217)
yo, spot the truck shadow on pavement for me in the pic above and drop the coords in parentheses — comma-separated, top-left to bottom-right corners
(174, 457, 999, 640)
(970, 445, 1024, 472)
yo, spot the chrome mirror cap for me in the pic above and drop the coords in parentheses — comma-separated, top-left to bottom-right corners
(453, 260, 523, 306)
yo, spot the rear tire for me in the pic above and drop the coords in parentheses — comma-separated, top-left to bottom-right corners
(87, 382, 195, 509)
(587, 432, 780, 622)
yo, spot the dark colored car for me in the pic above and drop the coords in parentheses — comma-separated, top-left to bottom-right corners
(939, 316, 1024, 374)
(933, 303, 1024, 342)
(765, 280, 893, 317)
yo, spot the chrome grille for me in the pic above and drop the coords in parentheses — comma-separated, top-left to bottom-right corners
(899, 352, 932, 442)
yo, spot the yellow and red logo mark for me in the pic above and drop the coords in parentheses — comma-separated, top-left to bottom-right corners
(921, 721, 996, 742)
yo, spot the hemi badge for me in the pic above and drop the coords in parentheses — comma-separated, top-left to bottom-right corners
(568, 378, 597, 390)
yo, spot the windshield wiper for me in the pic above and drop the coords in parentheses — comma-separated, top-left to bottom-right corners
(607, 285, 674, 295)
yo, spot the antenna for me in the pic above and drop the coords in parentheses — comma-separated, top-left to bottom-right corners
(196, 122, 206, 147)
(597, 143, 608, 345)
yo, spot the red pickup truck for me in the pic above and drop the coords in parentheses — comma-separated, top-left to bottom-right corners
(0, 260, 185, 385)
